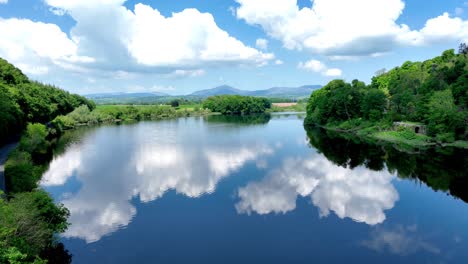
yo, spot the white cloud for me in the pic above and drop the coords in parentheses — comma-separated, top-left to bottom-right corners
(0, 1, 274, 93)
(274, 59, 283, 65)
(0, 18, 94, 76)
(236, 0, 468, 57)
(167, 69, 206, 78)
(43, 0, 273, 68)
(0, 0, 7, 4)
(236, 156, 399, 225)
(255, 38, 269, 50)
(324, 68, 342, 77)
(298, 59, 342, 77)
(298, 59, 326, 72)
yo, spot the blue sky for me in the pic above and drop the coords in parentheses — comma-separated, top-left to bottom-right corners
(0, 0, 467, 95)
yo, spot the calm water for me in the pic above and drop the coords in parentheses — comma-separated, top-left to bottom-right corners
(41, 114, 468, 264)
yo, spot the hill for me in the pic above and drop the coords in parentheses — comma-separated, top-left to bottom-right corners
(305, 47, 468, 147)
(85, 84, 322, 104)
(0, 57, 95, 146)
(189, 84, 321, 98)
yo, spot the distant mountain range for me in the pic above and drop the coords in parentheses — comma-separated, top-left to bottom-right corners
(85, 84, 322, 104)
(189, 85, 322, 98)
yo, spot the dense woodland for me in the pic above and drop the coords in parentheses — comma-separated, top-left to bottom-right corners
(0, 58, 95, 146)
(305, 46, 468, 144)
(203, 95, 271, 115)
(0, 58, 93, 263)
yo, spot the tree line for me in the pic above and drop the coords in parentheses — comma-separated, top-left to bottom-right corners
(202, 95, 271, 115)
(305, 46, 468, 143)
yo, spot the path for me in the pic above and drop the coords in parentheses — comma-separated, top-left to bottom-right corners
(0, 142, 18, 192)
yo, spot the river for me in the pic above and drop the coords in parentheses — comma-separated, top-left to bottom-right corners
(41, 113, 468, 263)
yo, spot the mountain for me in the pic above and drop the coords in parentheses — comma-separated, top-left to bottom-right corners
(248, 85, 322, 97)
(84, 85, 322, 104)
(189, 85, 247, 97)
(189, 84, 321, 98)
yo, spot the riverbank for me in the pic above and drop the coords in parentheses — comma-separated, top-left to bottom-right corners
(0, 142, 18, 192)
(49, 104, 214, 133)
(311, 120, 468, 149)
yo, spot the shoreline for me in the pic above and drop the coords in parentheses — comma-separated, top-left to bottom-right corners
(309, 123, 468, 150)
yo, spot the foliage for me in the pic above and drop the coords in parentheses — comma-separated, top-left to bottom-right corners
(304, 79, 367, 125)
(203, 95, 271, 115)
(0, 191, 69, 263)
(49, 105, 211, 130)
(5, 124, 51, 193)
(0, 57, 95, 147)
(169, 99, 180, 107)
(305, 46, 468, 144)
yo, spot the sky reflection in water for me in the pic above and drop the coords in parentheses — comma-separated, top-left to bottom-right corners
(40, 114, 468, 263)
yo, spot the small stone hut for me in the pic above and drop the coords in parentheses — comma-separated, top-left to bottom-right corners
(393, 122, 427, 135)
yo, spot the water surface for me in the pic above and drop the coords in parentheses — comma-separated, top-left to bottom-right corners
(42, 114, 468, 263)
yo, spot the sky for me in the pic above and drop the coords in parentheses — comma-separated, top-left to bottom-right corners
(0, 0, 467, 95)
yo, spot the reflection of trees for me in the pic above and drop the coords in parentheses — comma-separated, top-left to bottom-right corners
(306, 128, 386, 171)
(305, 127, 468, 203)
(205, 114, 271, 125)
(40, 243, 72, 264)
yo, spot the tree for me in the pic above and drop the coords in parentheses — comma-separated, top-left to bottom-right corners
(170, 99, 180, 107)
(361, 89, 387, 120)
(459, 43, 468, 55)
(203, 95, 270, 115)
(426, 90, 463, 140)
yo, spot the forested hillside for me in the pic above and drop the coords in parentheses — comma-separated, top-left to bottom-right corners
(0, 58, 95, 146)
(305, 46, 468, 145)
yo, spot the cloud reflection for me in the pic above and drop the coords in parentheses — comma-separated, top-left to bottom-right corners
(41, 125, 273, 243)
(362, 225, 441, 255)
(236, 155, 399, 225)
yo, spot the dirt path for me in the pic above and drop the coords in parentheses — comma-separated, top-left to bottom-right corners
(0, 142, 18, 192)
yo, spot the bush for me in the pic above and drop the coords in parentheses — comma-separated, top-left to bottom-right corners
(0, 190, 69, 263)
(4, 150, 43, 193)
(436, 132, 455, 143)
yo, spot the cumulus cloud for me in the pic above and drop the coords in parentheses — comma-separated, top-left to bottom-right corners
(0, 0, 273, 93)
(235, 0, 468, 57)
(0, 0, 7, 4)
(298, 59, 342, 77)
(43, 0, 273, 68)
(236, 155, 398, 225)
(0, 18, 94, 76)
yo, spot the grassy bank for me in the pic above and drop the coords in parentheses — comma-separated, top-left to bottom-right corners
(315, 119, 468, 149)
(49, 104, 212, 134)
